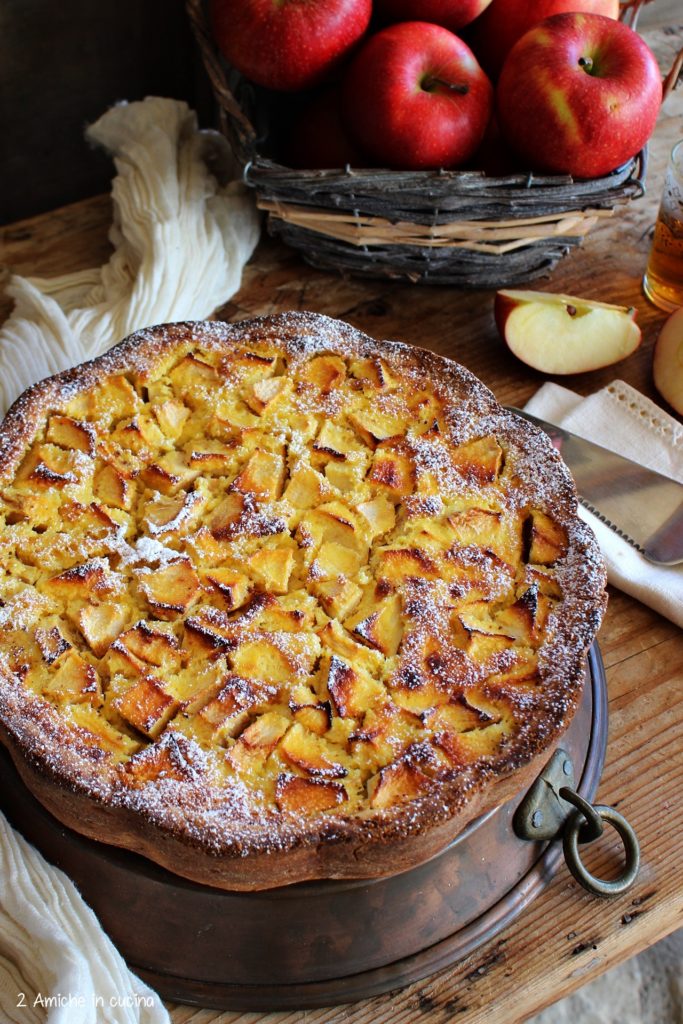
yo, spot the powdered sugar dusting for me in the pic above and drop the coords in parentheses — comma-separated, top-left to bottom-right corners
(0, 313, 607, 879)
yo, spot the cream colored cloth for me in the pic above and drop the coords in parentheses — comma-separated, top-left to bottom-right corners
(0, 816, 168, 1024)
(0, 95, 260, 414)
(0, 94, 260, 1021)
(525, 380, 683, 628)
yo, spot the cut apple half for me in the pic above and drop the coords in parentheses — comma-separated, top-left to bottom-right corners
(495, 290, 642, 375)
(653, 306, 683, 415)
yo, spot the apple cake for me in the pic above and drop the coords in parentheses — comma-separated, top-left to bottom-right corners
(0, 313, 606, 890)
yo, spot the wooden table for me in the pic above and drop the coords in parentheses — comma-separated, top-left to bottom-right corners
(1, 19, 682, 1024)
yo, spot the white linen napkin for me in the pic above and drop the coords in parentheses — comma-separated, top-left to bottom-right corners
(0, 816, 168, 1024)
(525, 380, 683, 628)
(0, 95, 261, 1022)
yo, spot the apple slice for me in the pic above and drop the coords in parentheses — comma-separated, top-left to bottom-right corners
(653, 306, 683, 415)
(495, 290, 641, 375)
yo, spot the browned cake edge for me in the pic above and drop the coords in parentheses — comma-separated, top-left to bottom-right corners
(0, 313, 607, 890)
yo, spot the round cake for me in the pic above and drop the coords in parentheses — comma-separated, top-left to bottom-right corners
(0, 313, 606, 890)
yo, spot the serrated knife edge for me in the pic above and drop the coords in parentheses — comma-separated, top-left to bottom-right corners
(577, 496, 646, 556)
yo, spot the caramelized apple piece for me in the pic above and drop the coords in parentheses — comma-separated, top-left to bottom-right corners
(451, 436, 503, 484)
(136, 560, 200, 619)
(153, 399, 190, 439)
(199, 675, 260, 730)
(290, 700, 331, 737)
(65, 374, 139, 424)
(313, 577, 363, 620)
(35, 624, 71, 665)
(526, 510, 568, 566)
(140, 451, 198, 495)
(302, 354, 346, 392)
(16, 444, 80, 490)
(43, 559, 119, 600)
(279, 723, 347, 778)
(318, 619, 384, 675)
(344, 592, 403, 657)
(183, 615, 232, 661)
(312, 421, 359, 461)
(326, 655, 385, 718)
(43, 650, 102, 707)
(275, 773, 347, 813)
(246, 375, 291, 415)
(78, 603, 129, 657)
(229, 712, 290, 768)
(46, 415, 96, 456)
(115, 675, 180, 739)
(232, 638, 302, 683)
(119, 621, 182, 670)
(375, 546, 440, 585)
(368, 443, 415, 497)
(249, 547, 295, 594)
(284, 463, 329, 509)
(367, 758, 431, 809)
(357, 496, 396, 540)
(348, 406, 407, 446)
(311, 541, 364, 580)
(93, 463, 135, 511)
(201, 567, 251, 610)
(124, 732, 197, 785)
(143, 490, 203, 536)
(169, 354, 221, 400)
(233, 450, 286, 499)
(349, 356, 395, 389)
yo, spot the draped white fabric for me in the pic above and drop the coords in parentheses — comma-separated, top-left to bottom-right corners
(0, 96, 259, 416)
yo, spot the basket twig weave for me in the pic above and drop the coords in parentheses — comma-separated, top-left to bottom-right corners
(187, 0, 653, 287)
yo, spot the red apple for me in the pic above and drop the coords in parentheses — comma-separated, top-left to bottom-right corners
(467, 0, 619, 80)
(210, 0, 372, 92)
(376, 0, 493, 33)
(466, 114, 521, 176)
(495, 290, 642, 374)
(285, 90, 369, 169)
(341, 22, 493, 170)
(496, 13, 662, 179)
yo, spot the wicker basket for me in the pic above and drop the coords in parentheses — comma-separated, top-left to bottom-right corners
(187, 0, 668, 288)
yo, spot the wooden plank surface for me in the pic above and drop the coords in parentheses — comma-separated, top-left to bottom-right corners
(0, 17, 681, 1024)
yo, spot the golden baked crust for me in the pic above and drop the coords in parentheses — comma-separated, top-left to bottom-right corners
(0, 313, 606, 890)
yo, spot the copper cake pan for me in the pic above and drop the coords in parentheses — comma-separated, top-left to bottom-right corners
(0, 645, 606, 1011)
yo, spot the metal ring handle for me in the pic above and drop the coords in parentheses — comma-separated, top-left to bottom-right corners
(563, 804, 640, 896)
(559, 786, 604, 842)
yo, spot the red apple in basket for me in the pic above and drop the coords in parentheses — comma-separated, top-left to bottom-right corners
(376, 0, 494, 33)
(341, 22, 493, 170)
(495, 289, 642, 374)
(496, 13, 663, 179)
(466, 0, 620, 80)
(210, 0, 372, 92)
(286, 90, 369, 168)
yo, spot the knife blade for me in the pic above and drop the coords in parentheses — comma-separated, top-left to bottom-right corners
(508, 407, 683, 566)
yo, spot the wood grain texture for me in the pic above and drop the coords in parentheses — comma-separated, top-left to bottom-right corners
(0, 17, 681, 1024)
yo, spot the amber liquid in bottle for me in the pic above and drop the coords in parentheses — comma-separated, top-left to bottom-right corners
(644, 217, 683, 311)
(644, 142, 683, 312)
